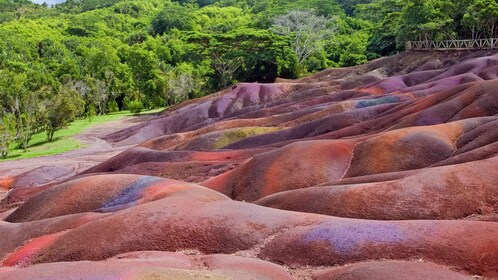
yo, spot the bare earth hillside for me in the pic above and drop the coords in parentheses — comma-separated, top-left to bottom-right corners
(1, 51, 497, 279)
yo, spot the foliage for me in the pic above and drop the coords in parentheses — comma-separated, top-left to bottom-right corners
(0, 115, 14, 157)
(128, 100, 143, 115)
(163, 63, 203, 104)
(86, 105, 96, 123)
(45, 88, 83, 141)
(463, 0, 498, 39)
(397, 0, 455, 42)
(151, 4, 196, 35)
(107, 100, 119, 113)
(271, 10, 338, 65)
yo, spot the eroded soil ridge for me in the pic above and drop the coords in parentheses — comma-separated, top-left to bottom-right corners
(1, 51, 497, 280)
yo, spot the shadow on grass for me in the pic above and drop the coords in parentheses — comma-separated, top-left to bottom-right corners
(26, 136, 63, 149)
(1, 154, 21, 160)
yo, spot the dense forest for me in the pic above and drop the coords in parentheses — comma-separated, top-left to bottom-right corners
(0, 0, 497, 156)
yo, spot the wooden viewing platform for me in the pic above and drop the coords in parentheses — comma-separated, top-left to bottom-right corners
(406, 38, 498, 51)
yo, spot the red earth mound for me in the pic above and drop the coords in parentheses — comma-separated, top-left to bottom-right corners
(313, 261, 474, 280)
(1, 51, 497, 279)
(0, 252, 294, 280)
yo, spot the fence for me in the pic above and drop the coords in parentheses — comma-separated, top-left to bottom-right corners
(405, 38, 498, 51)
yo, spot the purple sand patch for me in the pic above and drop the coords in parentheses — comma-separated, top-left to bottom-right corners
(415, 111, 448, 126)
(97, 176, 162, 213)
(376, 78, 408, 93)
(304, 223, 405, 253)
(57, 272, 123, 280)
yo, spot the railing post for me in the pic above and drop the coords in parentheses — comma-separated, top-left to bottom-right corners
(406, 41, 412, 50)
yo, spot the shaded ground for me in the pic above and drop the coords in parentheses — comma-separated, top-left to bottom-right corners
(1, 51, 497, 279)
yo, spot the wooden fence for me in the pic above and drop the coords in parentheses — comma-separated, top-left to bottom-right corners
(405, 38, 498, 51)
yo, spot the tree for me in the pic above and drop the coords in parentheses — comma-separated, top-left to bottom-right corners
(356, 0, 403, 55)
(45, 87, 83, 141)
(151, 5, 196, 36)
(212, 53, 243, 88)
(163, 63, 202, 105)
(0, 0, 457, 123)
(195, 6, 251, 33)
(397, 0, 454, 42)
(226, 31, 299, 82)
(252, 0, 344, 28)
(271, 10, 338, 66)
(336, 0, 374, 16)
(0, 70, 35, 150)
(0, 114, 14, 157)
(0, 125, 11, 157)
(125, 46, 164, 106)
(191, 30, 298, 88)
(463, 0, 498, 39)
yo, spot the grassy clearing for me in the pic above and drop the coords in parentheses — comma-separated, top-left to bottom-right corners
(1, 108, 164, 161)
(213, 127, 283, 149)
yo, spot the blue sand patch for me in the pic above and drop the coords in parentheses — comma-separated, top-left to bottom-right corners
(356, 96, 399, 109)
(97, 176, 161, 213)
(304, 223, 405, 253)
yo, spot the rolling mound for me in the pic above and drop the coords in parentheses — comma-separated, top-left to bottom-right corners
(1, 51, 497, 279)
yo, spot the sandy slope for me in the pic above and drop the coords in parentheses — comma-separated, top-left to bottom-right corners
(1, 51, 497, 279)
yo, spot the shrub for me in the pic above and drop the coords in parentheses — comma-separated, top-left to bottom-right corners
(128, 100, 143, 115)
(122, 96, 131, 110)
(107, 100, 119, 113)
(87, 105, 96, 123)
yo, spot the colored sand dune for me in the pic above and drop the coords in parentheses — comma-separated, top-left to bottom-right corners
(1, 51, 498, 279)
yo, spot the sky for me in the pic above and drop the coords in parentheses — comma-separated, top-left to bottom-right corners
(30, 0, 66, 5)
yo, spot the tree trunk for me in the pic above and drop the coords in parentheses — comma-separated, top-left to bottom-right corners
(48, 129, 55, 142)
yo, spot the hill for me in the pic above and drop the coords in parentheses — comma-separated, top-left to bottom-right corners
(2, 0, 498, 159)
(0, 50, 497, 279)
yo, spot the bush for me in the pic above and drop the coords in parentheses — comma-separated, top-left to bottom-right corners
(128, 100, 143, 115)
(122, 96, 131, 110)
(107, 100, 119, 113)
(87, 105, 96, 123)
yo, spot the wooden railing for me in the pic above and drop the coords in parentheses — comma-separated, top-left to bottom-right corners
(406, 38, 498, 51)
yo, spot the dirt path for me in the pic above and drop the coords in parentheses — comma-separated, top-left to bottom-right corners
(0, 114, 156, 191)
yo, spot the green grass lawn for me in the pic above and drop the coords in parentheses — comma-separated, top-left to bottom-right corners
(1, 108, 164, 161)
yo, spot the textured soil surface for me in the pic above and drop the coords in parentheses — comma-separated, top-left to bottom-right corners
(1, 51, 497, 279)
